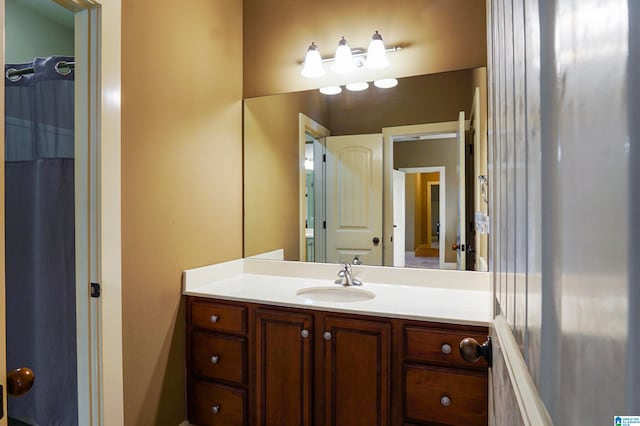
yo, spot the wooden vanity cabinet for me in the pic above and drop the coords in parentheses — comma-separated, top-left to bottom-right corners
(186, 296, 488, 426)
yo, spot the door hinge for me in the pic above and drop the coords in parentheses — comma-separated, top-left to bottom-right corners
(91, 282, 101, 298)
(323, 221, 326, 229)
(323, 154, 326, 162)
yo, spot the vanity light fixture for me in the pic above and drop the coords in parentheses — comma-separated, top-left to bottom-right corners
(373, 78, 398, 88)
(301, 42, 325, 78)
(319, 86, 342, 95)
(346, 82, 369, 91)
(300, 32, 401, 78)
(364, 31, 390, 69)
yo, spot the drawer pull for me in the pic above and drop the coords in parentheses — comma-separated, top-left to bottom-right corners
(323, 332, 332, 341)
(210, 355, 219, 364)
(211, 404, 220, 414)
(301, 329, 309, 338)
(441, 343, 452, 354)
(210, 315, 219, 323)
(440, 396, 451, 407)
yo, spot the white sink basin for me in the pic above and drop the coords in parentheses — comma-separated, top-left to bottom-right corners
(296, 286, 376, 303)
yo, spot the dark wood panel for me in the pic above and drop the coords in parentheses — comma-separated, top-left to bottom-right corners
(191, 331, 247, 384)
(255, 309, 313, 426)
(404, 363, 487, 425)
(191, 380, 246, 426)
(404, 326, 488, 370)
(191, 300, 247, 334)
(324, 316, 391, 426)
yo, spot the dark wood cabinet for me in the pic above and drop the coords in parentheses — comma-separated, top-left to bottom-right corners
(186, 296, 488, 426)
(323, 316, 391, 426)
(255, 309, 313, 426)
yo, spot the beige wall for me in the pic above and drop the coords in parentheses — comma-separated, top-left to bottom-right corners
(244, 91, 329, 259)
(121, 1, 243, 424)
(327, 70, 475, 134)
(243, 0, 487, 97)
(472, 67, 488, 265)
(395, 138, 458, 263)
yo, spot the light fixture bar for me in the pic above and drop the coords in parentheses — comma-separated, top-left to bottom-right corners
(298, 46, 402, 65)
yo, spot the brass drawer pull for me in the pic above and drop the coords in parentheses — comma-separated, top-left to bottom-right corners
(211, 404, 220, 414)
(210, 315, 219, 323)
(441, 343, 452, 354)
(210, 355, 219, 364)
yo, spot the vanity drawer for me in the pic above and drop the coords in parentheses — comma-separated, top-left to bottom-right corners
(404, 326, 488, 369)
(191, 380, 246, 426)
(404, 364, 487, 425)
(191, 332, 247, 385)
(191, 301, 247, 334)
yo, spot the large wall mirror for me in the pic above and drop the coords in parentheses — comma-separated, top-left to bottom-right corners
(244, 68, 489, 271)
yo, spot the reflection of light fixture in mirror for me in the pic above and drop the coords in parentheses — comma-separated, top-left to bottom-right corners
(301, 42, 325, 78)
(319, 86, 342, 95)
(332, 37, 356, 74)
(346, 82, 369, 91)
(373, 78, 398, 88)
(365, 31, 390, 69)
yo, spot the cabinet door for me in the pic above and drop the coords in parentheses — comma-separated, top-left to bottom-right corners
(255, 309, 313, 426)
(323, 316, 391, 426)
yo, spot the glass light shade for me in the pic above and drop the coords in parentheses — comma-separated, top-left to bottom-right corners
(346, 82, 369, 91)
(319, 86, 342, 95)
(331, 37, 356, 74)
(374, 78, 398, 88)
(365, 31, 390, 69)
(301, 42, 325, 78)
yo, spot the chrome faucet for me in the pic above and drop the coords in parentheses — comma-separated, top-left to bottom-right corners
(335, 263, 362, 286)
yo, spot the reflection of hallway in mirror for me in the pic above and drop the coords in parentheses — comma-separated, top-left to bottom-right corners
(404, 252, 439, 269)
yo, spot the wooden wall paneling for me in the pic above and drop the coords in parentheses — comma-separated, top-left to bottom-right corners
(523, 0, 542, 386)
(512, 0, 528, 354)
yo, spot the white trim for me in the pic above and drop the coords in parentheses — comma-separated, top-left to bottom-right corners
(493, 315, 552, 425)
(398, 166, 446, 269)
(298, 114, 330, 261)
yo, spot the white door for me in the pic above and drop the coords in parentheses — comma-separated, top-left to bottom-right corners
(313, 137, 326, 262)
(392, 170, 405, 267)
(456, 111, 466, 270)
(326, 134, 383, 265)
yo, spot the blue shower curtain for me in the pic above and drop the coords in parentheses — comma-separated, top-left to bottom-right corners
(5, 56, 78, 425)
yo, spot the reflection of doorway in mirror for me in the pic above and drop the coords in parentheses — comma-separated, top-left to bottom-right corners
(400, 169, 445, 269)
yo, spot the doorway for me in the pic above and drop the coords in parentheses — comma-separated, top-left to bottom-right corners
(397, 167, 446, 269)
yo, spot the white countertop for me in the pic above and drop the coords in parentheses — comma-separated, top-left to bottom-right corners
(183, 258, 492, 327)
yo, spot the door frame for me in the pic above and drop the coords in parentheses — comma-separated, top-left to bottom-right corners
(399, 167, 446, 269)
(1, 1, 123, 424)
(298, 113, 330, 262)
(384, 121, 468, 267)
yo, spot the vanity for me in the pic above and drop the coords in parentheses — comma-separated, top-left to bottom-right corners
(183, 258, 491, 426)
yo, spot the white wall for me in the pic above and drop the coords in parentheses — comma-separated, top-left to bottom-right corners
(488, 0, 635, 423)
(5, 0, 73, 64)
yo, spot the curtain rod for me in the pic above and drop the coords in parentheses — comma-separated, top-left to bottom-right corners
(5, 61, 75, 79)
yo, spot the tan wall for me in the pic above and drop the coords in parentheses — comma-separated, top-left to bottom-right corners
(395, 138, 458, 263)
(244, 91, 330, 259)
(327, 70, 475, 135)
(121, 1, 243, 424)
(405, 174, 416, 250)
(243, 0, 487, 97)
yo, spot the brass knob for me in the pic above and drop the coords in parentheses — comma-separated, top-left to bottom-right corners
(211, 405, 220, 414)
(210, 355, 219, 364)
(7, 367, 34, 396)
(459, 337, 492, 366)
(451, 243, 460, 251)
(210, 315, 219, 323)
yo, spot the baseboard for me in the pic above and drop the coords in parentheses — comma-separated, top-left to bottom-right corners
(442, 262, 457, 270)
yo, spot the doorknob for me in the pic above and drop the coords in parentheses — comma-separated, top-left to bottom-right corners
(451, 243, 465, 252)
(7, 367, 34, 396)
(373, 237, 380, 246)
(459, 337, 492, 367)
